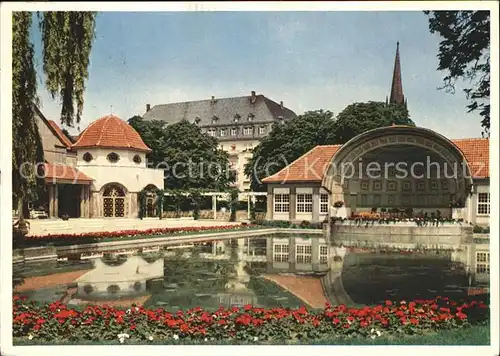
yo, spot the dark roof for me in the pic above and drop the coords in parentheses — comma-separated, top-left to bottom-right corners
(142, 93, 297, 126)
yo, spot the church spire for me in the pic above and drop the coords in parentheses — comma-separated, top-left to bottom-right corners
(389, 41, 405, 106)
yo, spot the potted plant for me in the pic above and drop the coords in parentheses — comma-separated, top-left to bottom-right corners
(61, 214, 69, 221)
(333, 200, 344, 208)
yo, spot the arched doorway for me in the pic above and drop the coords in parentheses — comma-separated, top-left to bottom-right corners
(143, 184, 158, 217)
(103, 184, 126, 217)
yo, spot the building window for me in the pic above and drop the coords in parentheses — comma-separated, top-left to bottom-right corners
(243, 127, 253, 136)
(476, 252, 490, 274)
(430, 180, 438, 190)
(477, 193, 490, 215)
(207, 128, 216, 137)
(361, 180, 369, 191)
(231, 127, 237, 136)
(320, 194, 329, 213)
(388, 194, 395, 205)
(83, 152, 93, 162)
(373, 194, 381, 206)
(212, 116, 219, 125)
(387, 181, 397, 191)
(402, 181, 412, 191)
(273, 244, 289, 263)
(274, 194, 290, 213)
(372, 180, 382, 191)
(248, 113, 255, 122)
(133, 154, 142, 164)
(234, 114, 240, 123)
(319, 245, 328, 264)
(416, 181, 425, 191)
(441, 180, 448, 190)
(259, 126, 266, 135)
(220, 128, 227, 137)
(297, 193, 313, 213)
(296, 245, 312, 264)
(107, 152, 120, 163)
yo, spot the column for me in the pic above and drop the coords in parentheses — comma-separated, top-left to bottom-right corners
(247, 194, 251, 220)
(266, 186, 274, 220)
(80, 185, 85, 218)
(289, 187, 297, 222)
(54, 184, 59, 218)
(312, 187, 320, 223)
(266, 236, 274, 273)
(288, 236, 296, 272)
(311, 238, 320, 272)
(86, 186, 90, 218)
(48, 185, 54, 218)
(212, 195, 217, 220)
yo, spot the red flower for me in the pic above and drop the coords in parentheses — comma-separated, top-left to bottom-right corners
(130, 324, 136, 331)
(332, 318, 341, 325)
(180, 324, 189, 333)
(244, 304, 253, 311)
(360, 320, 369, 328)
(343, 323, 350, 329)
(385, 300, 393, 306)
(409, 318, 419, 325)
(456, 312, 467, 320)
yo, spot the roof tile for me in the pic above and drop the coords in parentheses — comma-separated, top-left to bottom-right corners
(72, 115, 151, 153)
(263, 138, 489, 183)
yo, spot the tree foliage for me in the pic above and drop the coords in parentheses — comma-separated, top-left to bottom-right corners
(128, 116, 235, 191)
(424, 11, 490, 136)
(39, 11, 97, 126)
(12, 12, 44, 216)
(333, 102, 414, 144)
(245, 104, 413, 191)
(244, 110, 337, 191)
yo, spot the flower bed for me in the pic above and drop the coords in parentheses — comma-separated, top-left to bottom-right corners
(19, 225, 257, 247)
(12, 295, 488, 344)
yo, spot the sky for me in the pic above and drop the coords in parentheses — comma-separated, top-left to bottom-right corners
(31, 11, 486, 138)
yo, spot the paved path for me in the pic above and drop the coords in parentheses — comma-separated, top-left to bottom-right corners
(27, 218, 242, 236)
(14, 270, 91, 292)
(262, 274, 328, 309)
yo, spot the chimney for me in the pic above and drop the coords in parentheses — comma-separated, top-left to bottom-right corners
(211, 95, 216, 104)
(280, 101, 284, 110)
(251, 91, 256, 103)
(146, 104, 151, 112)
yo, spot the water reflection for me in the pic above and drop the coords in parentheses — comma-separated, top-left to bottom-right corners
(13, 235, 475, 309)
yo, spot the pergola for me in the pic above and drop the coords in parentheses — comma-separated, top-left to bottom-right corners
(162, 191, 267, 219)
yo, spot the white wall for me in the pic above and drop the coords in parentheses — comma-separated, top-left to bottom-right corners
(75, 148, 163, 193)
(220, 139, 259, 191)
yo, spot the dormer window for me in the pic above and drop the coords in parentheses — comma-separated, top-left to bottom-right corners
(212, 116, 219, 125)
(107, 152, 120, 163)
(247, 113, 255, 122)
(277, 116, 284, 124)
(83, 152, 93, 162)
(234, 114, 240, 123)
(243, 126, 253, 136)
(259, 126, 266, 135)
(207, 128, 216, 137)
(194, 116, 201, 125)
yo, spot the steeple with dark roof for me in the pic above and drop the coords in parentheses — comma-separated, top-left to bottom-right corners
(389, 41, 406, 107)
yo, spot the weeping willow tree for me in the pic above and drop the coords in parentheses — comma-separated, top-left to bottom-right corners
(39, 12, 97, 126)
(12, 11, 96, 231)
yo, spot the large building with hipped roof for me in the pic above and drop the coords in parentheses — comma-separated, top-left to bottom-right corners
(33, 108, 164, 219)
(262, 43, 490, 227)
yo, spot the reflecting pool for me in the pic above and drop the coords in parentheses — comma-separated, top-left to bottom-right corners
(13, 234, 478, 310)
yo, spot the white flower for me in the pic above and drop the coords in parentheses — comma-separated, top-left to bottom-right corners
(400, 300, 406, 305)
(253, 337, 259, 342)
(119, 338, 125, 344)
(148, 335, 154, 341)
(370, 328, 375, 333)
(28, 334, 34, 340)
(370, 335, 376, 339)
(173, 334, 179, 340)
(376, 330, 382, 337)
(204, 338, 208, 342)
(126, 308, 131, 314)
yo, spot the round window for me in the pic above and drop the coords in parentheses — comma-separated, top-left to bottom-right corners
(83, 152, 93, 162)
(107, 152, 120, 163)
(133, 154, 142, 164)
